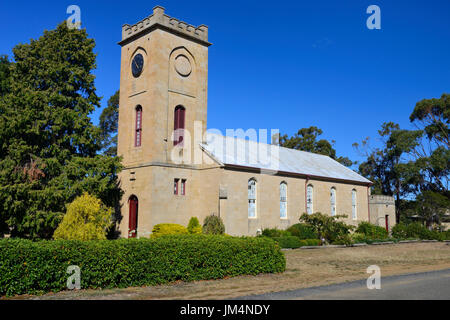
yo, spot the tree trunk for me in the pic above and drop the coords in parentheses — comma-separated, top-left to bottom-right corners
(395, 193, 401, 224)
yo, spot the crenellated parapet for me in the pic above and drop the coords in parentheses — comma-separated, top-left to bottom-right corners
(119, 6, 210, 46)
(369, 195, 395, 205)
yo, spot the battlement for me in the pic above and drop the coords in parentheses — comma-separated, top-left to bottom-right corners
(119, 6, 211, 46)
(369, 195, 395, 205)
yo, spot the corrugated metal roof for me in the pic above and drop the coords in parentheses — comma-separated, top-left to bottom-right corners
(200, 133, 372, 185)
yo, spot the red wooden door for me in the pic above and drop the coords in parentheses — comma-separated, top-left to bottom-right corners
(128, 196, 138, 238)
(385, 215, 389, 232)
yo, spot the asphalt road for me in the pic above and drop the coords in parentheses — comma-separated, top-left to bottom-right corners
(238, 268, 450, 300)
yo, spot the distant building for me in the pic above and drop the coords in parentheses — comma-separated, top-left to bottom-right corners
(116, 6, 396, 238)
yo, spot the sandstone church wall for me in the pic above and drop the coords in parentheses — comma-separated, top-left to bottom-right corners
(118, 164, 222, 238)
(118, 164, 373, 238)
(219, 169, 371, 236)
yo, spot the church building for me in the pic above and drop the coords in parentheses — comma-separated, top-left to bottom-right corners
(117, 6, 395, 238)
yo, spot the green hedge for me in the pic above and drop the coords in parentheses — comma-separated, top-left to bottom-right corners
(299, 239, 321, 247)
(272, 237, 320, 249)
(392, 223, 450, 240)
(261, 228, 290, 238)
(355, 222, 388, 239)
(272, 236, 301, 248)
(0, 235, 286, 297)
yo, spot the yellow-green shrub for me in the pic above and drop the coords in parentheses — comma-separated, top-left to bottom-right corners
(151, 223, 188, 238)
(187, 217, 202, 234)
(53, 193, 112, 240)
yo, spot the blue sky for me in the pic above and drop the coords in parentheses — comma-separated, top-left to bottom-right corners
(1, 0, 449, 165)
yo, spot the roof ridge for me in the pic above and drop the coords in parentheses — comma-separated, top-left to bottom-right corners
(205, 132, 333, 159)
(203, 132, 371, 184)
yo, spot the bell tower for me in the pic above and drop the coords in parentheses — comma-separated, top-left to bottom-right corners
(117, 6, 211, 168)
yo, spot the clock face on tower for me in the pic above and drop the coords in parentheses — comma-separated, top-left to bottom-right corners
(131, 53, 144, 78)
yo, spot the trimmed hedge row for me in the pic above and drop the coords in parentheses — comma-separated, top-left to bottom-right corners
(0, 235, 286, 297)
(271, 236, 301, 248)
(262, 225, 319, 240)
(299, 239, 321, 247)
(271, 236, 320, 249)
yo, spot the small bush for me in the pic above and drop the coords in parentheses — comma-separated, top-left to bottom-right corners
(151, 224, 188, 238)
(271, 237, 321, 249)
(405, 222, 433, 239)
(261, 228, 291, 238)
(299, 239, 321, 247)
(429, 230, 448, 241)
(392, 222, 434, 240)
(53, 193, 112, 240)
(443, 230, 450, 240)
(355, 222, 388, 239)
(272, 236, 301, 248)
(331, 235, 353, 246)
(351, 232, 368, 243)
(187, 217, 202, 234)
(202, 215, 225, 235)
(300, 212, 354, 243)
(391, 223, 408, 239)
(286, 224, 318, 240)
(0, 235, 286, 297)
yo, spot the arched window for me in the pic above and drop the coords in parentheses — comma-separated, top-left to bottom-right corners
(330, 187, 337, 216)
(174, 105, 186, 146)
(248, 178, 257, 218)
(135, 106, 142, 147)
(280, 182, 287, 219)
(352, 189, 357, 220)
(306, 184, 313, 214)
(128, 195, 138, 238)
